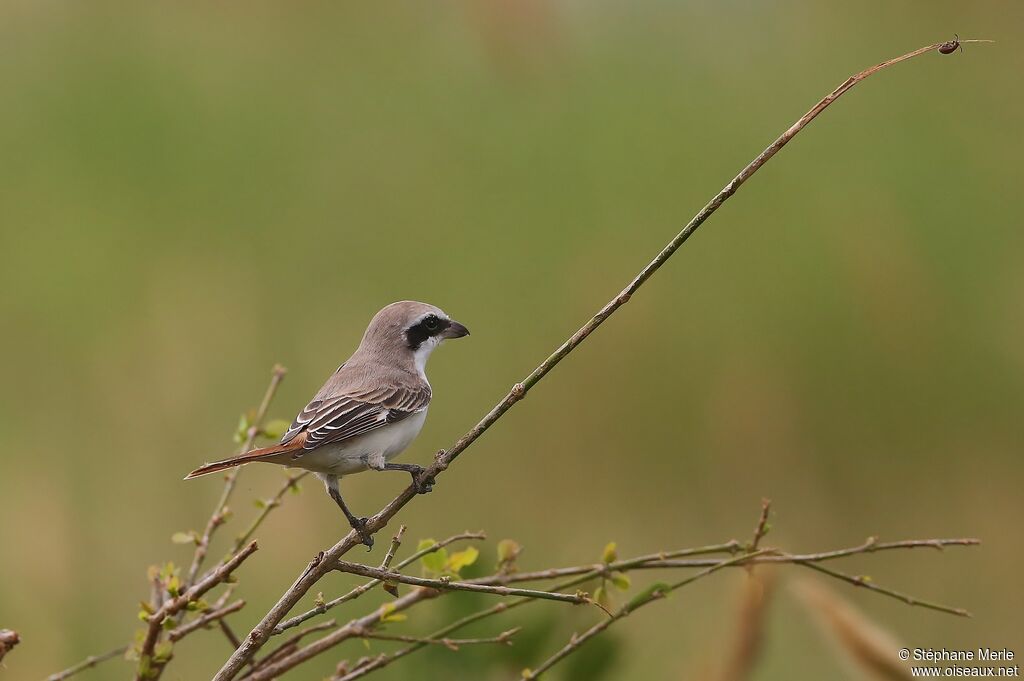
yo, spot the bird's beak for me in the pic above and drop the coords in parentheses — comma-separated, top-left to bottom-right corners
(443, 320, 470, 339)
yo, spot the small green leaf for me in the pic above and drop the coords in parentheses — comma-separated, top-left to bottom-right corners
(420, 546, 448, 575)
(161, 616, 175, 631)
(417, 538, 437, 552)
(171, 531, 197, 545)
(314, 592, 325, 608)
(154, 641, 173, 663)
(233, 413, 251, 443)
(447, 546, 479, 575)
(594, 585, 608, 608)
(137, 609, 151, 623)
(262, 419, 291, 440)
(186, 599, 209, 612)
(624, 582, 671, 611)
(253, 498, 267, 510)
(610, 573, 631, 591)
(379, 602, 407, 623)
(602, 542, 617, 564)
(138, 600, 155, 615)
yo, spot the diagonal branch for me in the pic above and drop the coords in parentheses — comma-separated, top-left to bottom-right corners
(137, 541, 258, 680)
(333, 560, 590, 605)
(212, 39, 990, 680)
(186, 365, 286, 590)
(273, 531, 486, 635)
(46, 646, 128, 681)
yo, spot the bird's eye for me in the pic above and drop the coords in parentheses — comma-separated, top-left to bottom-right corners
(423, 316, 440, 331)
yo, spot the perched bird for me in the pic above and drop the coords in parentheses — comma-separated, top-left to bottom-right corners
(185, 301, 470, 548)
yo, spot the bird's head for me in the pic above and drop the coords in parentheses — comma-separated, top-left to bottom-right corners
(358, 301, 470, 373)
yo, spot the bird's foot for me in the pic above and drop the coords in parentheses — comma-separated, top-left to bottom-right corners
(408, 465, 435, 494)
(349, 516, 374, 550)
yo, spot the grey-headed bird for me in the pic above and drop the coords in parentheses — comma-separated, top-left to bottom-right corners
(185, 301, 470, 548)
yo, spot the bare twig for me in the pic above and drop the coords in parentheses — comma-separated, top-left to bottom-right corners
(46, 646, 128, 681)
(797, 561, 970, 617)
(749, 499, 771, 551)
(522, 551, 771, 680)
(0, 629, 19, 664)
(334, 531, 978, 681)
(239, 588, 442, 681)
(252, 621, 337, 673)
(187, 365, 286, 589)
(274, 531, 485, 635)
(333, 560, 590, 605)
(351, 626, 520, 651)
(137, 541, 258, 680)
(214, 39, 991, 680)
(230, 471, 308, 557)
(168, 600, 247, 642)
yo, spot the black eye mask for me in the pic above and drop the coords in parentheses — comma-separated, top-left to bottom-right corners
(405, 315, 451, 351)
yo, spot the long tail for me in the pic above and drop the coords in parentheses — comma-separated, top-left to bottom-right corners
(184, 442, 297, 479)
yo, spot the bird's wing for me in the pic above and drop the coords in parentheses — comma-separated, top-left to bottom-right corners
(281, 382, 431, 453)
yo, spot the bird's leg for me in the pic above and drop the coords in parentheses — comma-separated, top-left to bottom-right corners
(365, 457, 435, 494)
(384, 462, 435, 494)
(321, 474, 373, 550)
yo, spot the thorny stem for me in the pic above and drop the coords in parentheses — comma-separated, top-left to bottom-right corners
(210, 39, 991, 680)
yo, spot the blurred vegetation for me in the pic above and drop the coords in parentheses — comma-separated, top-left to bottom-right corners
(0, 1, 1021, 679)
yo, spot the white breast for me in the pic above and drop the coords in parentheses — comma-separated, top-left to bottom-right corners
(289, 408, 429, 476)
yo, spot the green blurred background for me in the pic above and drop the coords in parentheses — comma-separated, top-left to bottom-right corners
(1, 1, 1021, 679)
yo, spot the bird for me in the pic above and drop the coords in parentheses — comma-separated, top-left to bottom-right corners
(185, 301, 470, 548)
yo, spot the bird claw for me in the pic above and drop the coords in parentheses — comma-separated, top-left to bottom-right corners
(410, 467, 435, 494)
(350, 516, 373, 550)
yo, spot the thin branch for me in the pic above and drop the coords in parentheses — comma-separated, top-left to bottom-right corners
(464, 540, 744, 587)
(749, 499, 771, 551)
(218, 621, 243, 651)
(380, 526, 406, 571)
(239, 588, 441, 681)
(252, 621, 337, 673)
(168, 600, 247, 642)
(350, 626, 520, 651)
(333, 560, 590, 605)
(796, 560, 970, 617)
(187, 365, 286, 589)
(214, 39, 991, 680)
(137, 541, 258, 680)
(230, 471, 308, 557)
(273, 531, 485, 635)
(334, 532, 978, 681)
(46, 646, 128, 681)
(522, 551, 771, 680)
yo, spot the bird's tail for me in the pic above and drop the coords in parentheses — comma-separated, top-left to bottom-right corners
(184, 442, 295, 479)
